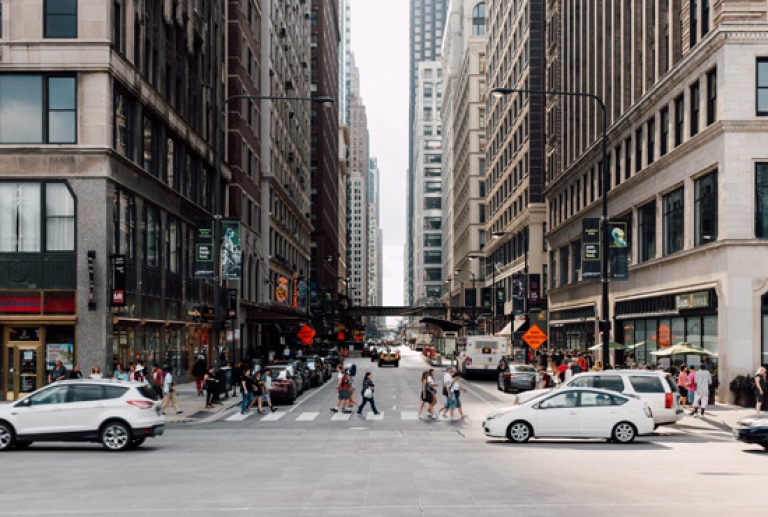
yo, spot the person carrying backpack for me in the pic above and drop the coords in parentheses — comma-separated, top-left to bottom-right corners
(331, 364, 352, 413)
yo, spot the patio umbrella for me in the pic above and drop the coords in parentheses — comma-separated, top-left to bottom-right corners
(650, 342, 717, 357)
(588, 341, 631, 351)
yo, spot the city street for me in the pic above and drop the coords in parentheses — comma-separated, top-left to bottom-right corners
(1, 348, 765, 517)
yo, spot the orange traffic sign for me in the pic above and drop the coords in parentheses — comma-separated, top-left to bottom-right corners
(297, 324, 316, 345)
(522, 324, 547, 351)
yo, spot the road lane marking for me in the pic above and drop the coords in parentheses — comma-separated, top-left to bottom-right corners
(365, 412, 384, 421)
(331, 412, 351, 421)
(260, 411, 285, 421)
(287, 378, 335, 413)
(295, 411, 318, 421)
(225, 411, 254, 422)
(400, 411, 419, 420)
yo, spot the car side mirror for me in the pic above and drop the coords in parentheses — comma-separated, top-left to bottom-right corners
(14, 398, 31, 408)
(532, 403, 540, 409)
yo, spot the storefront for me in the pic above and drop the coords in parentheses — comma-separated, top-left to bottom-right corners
(615, 289, 718, 371)
(0, 291, 77, 401)
(548, 305, 596, 353)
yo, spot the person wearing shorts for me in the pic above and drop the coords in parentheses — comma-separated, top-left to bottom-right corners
(331, 364, 351, 413)
(259, 368, 277, 413)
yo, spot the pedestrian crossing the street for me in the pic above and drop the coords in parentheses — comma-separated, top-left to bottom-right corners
(224, 409, 466, 424)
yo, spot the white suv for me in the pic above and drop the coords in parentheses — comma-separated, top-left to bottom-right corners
(516, 370, 683, 427)
(0, 379, 165, 452)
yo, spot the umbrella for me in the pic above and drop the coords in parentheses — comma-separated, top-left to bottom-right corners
(650, 342, 717, 357)
(588, 341, 646, 351)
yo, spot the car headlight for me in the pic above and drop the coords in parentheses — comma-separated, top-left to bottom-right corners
(487, 409, 512, 420)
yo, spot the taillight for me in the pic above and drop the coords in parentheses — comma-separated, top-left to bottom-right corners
(127, 400, 154, 410)
(665, 393, 673, 409)
(505, 374, 516, 380)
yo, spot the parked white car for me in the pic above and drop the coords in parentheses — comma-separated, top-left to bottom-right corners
(483, 387, 655, 444)
(0, 379, 165, 452)
(514, 370, 683, 427)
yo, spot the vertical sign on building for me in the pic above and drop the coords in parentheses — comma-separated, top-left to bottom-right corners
(221, 219, 242, 280)
(581, 218, 601, 280)
(111, 254, 126, 307)
(609, 220, 629, 281)
(528, 274, 541, 309)
(194, 217, 215, 279)
(87, 251, 96, 310)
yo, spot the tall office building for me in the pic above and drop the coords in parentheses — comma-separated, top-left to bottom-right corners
(338, 0, 352, 125)
(0, 1, 225, 400)
(440, 0, 487, 313)
(257, 0, 313, 347)
(484, 0, 547, 340)
(367, 157, 383, 331)
(406, 0, 450, 306)
(411, 61, 444, 306)
(347, 72, 369, 309)
(309, 0, 342, 338)
(544, 1, 768, 400)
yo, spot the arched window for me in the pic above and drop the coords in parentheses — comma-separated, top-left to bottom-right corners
(472, 2, 486, 36)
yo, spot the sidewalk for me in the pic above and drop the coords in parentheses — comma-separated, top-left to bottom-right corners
(672, 402, 758, 433)
(162, 380, 239, 425)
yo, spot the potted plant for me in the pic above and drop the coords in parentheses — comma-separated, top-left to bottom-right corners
(729, 375, 755, 407)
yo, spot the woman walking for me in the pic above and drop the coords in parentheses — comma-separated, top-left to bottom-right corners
(240, 368, 254, 414)
(677, 366, 689, 409)
(204, 366, 218, 408)
(418, 370, 437, 419)
(755, 366, 767, 412)
(356, 372, 380, 417)
(451, 371, 467, 419)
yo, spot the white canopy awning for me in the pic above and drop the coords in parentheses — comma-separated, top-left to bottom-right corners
(495, 318, 526, 337)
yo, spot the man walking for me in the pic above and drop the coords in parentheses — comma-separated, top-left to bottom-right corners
(438, 366, 455, 418)
(690, 363, 712, 418)
(160, 366, 183, 416)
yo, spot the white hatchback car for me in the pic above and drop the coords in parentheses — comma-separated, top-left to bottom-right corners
(515, 370, 683, 427)
(0, 379, 165, 452)
(484, 387, 654, 444)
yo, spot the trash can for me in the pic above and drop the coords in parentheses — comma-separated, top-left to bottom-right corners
(218, 366, 232, 394)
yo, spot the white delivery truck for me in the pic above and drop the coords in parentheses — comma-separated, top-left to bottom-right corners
(457, 336, 505, 379)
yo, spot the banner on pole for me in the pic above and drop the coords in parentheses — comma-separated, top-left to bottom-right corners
(194, 217, 215, 279)
(221, 219, 242, 280)
(581, 218, 601, 280)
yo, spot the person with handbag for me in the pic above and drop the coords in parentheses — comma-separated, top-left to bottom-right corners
(356, 372, 380, 417)
(203, 366, 218, 408)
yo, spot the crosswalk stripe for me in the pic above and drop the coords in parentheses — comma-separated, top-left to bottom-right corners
(260, 410, 285, 421)
(225, 411, 254, 422)
(365, 412, 384, 421)
(331, 412, 351, 421)
(400, 411, 419, 421)
(295, 412, 318, 421)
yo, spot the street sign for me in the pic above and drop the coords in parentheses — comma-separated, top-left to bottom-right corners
(522, 324, 548, 351)
(297, 324, 316, 346)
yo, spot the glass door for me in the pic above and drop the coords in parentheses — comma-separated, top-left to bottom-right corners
(14, 344, 44, 400)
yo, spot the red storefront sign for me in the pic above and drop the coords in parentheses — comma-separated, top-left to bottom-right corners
(0, 294, 76, 315)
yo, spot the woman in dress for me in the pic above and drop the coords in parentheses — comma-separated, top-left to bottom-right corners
(418, 370, 437, 419)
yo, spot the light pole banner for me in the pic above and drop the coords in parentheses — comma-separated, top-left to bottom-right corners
(221, 219, 242, 280)
(581, 218, 601, 280)
(194, 217, 215, 279)
(608, 220, 629, 281)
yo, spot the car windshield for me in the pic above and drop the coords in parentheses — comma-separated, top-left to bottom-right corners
(269, 368, 288, 379)
(511, 365, 536, 373)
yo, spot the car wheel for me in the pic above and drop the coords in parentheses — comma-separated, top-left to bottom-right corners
(130, 437, 146, 448)
(506, 421, 532, 443)
(612, 422, 637, 444)
(101, 421, 132, 452)
(0, 422, 16, 451)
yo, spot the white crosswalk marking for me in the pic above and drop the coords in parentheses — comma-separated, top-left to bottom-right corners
(331, 412, 351, 421)
(400, 411, 419, 421)
(295, 412, 318, 421)
(225, 411, 254, 422)
(260, 410, 285, 421)
(365, 412, 384, 421)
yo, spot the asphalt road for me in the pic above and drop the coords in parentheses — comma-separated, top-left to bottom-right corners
(1, 348, 765, 516)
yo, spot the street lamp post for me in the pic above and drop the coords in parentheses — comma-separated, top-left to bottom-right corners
(491, 86, 609, 368)
(213, 94, 334, 364)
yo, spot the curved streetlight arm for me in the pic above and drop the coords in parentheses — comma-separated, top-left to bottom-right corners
(490, 86, 610, 368)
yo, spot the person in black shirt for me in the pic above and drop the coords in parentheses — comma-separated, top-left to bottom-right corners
(755, 367, 767, 413)
(240, 368, 254, 414)
(68, 365, 83, 379)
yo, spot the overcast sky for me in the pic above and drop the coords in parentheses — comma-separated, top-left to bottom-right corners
(350, 0, 410, 308)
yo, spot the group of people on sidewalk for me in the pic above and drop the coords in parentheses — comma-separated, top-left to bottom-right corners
(418, 366, 466, 420)
(330, 363, 380, 417)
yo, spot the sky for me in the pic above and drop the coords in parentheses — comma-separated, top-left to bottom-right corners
(350, 0, 410, 308)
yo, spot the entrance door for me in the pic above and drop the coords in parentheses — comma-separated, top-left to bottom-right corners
(4, 342, 44, 401)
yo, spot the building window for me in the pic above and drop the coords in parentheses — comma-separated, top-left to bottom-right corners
(143, 115, 159, 177)
(424, 181, 441, 193)
(113, 1, 125, 54)
(571, 240, 581, 283)
(614, 146, 621, 187)
(758, 59, 768, 116)
(690, 81, 700, 137)
(755, 163, 768, 238)
(165, 216, 180, 273)
(702, 0, 710, 36)
(424, 250, 441, 264)
(663, 188, 684, 255)
(424, 233, 441, 247)
(694, 170, 718, 246)
(638, 201, 656, 262)
(549, 251, 557, 288)
(647, 118, 655, 165)
(45, 0, 78, 38)
(634, 128, 642, 173)
(144, 204, 161, 267)
(472, 2, 486, 36)
(424, 216, 441, 229)
(706, 68, 717, 125)
(114, 188, 135, 259)
(660, 107, 669, 156)
(424, 268, 441, 281)
(0, 2, 3, 39)
(690, 0, 698, 48)
(0, 75, 77, 144)
(0, 182, 75, 252)
(674, 95, 684, 146)
(559, 246, 568, 286)
(624, 137, 631, 179)
(424, 197, 441, 209)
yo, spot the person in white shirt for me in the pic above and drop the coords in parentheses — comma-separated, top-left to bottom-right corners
(451, 373, 468, 419)
(691, 364, 713, 418)
(438, 367, 455, 418)
(160, 367, 183, 416)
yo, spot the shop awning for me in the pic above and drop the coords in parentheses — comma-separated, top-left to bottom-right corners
(496, 318, 527, 337)
(419, 317, 463, 332)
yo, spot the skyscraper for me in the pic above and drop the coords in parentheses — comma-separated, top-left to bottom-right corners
(406, 0, 450, 306)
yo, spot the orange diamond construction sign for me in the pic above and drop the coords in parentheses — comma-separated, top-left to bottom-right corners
(522, 324, 547, 351)
(297, 324, 316, 346)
